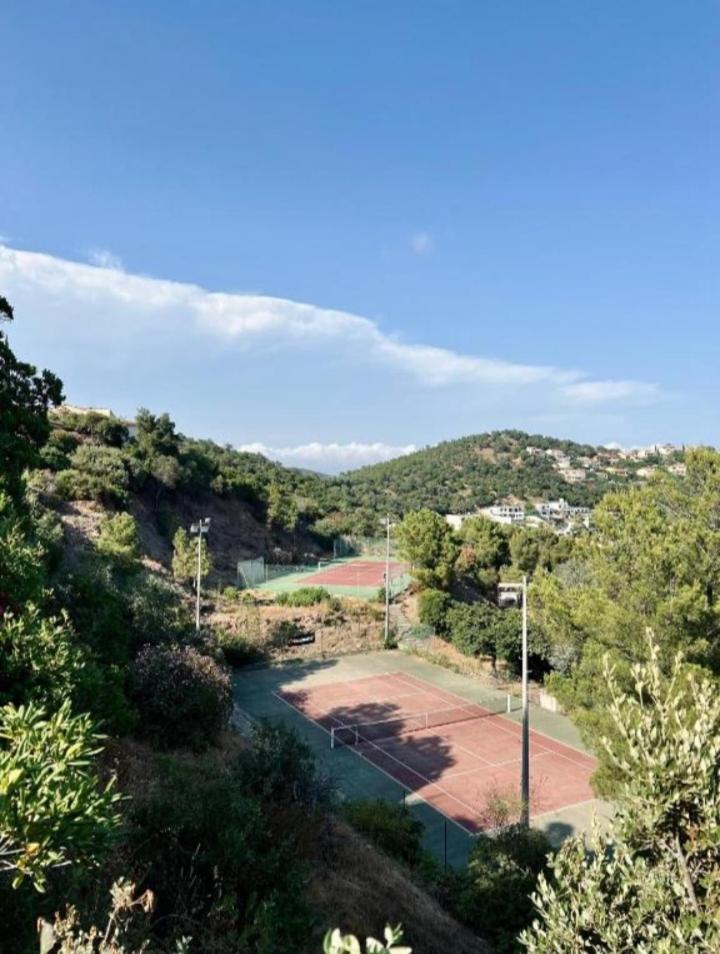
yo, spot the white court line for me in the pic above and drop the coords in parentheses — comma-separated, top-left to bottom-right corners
(272, 689, 480, 836)
(390, 670, 596, 772)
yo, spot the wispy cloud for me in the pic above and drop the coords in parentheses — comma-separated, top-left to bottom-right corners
(0, 243, 660, 406)
(410, 230, 434, 255)
(563, 379, 659, 404)
(87, 248, 124, 270)
(238, 441, 417, 472)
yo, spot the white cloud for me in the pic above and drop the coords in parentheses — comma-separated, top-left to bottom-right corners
(410, 230, 434, 255)
(88, 248, 124, 270)
(563, 379, 659, 404)
(238, 441, 417, 472)
(0, 243, 660, 405)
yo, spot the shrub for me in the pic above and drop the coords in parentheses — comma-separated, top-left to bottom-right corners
(0, 605, 85, 709)
(129, 758, 313, 951)
(344, 799, 424, 868)
(454, 825, 551, 952)
(235, 721, 332, 809)
(55, 445, 129, 504)
(95, 512, 139, 568)
(223, 585, 240, 601)
(269, 619, 309, 647)
(0, 700, 122, 891)
(214, 629, 260, 666)
(275, 586, 330, 607)
(417, 588, 452, 636)
(131, 645, 232, 748)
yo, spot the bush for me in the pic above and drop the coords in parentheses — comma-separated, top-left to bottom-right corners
(0, 700, 122, 891)
(453, 825, 551, 952)
(269, 619, 309, 648)
(235, 721, 331, 809)
(223, 585, 240, 601)
(95, 512, 139, 568)
(131, 645, 232, 748)
(275, 586, 330, 607)
(344, 799, 424, 868)
(129, 761, 313, 951)
(417, 588, 452, 636)
(55, 445, 129, 504)
(214, 629, 260, 666)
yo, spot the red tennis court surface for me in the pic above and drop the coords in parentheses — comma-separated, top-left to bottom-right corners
(278, 671, 596, 833)
(301, 559, 408, 587)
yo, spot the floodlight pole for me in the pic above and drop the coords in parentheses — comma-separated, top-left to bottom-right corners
(190, 518, 211, 632)
(520, 574, 530, 826)
(384, 514, 391, 646)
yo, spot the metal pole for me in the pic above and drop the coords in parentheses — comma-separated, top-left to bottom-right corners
(520, 574, 530, 826)
(384, 514, 391, 646)
(195, 529, 202, 632)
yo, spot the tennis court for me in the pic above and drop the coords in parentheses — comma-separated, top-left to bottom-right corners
(301, 558, 409, 588)
(278, 670, 596, 833)
(250, 556, 412, 599)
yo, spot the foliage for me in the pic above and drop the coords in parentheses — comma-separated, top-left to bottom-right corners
(266, 481, 299, 532)
(455, 825, 551, 953)
(223, 585, 240, 600)
(416, 588, 452, 636)
(269, 618, 309, 647)
(215, 600, 262, 665)
(323, 925, 411, 954)
(56, 445, 129, 504)
(343, 800, 424, 869)
(0, 606, 84, 709)
(522, 636, 720, 951)
(533, 449, 720, 792)
(459, 516, 510, 570)
(129, 746, 314, 952)
(234, 721, 332, 810)
(95, 512, 140, 568)
(131, 645, 232, 748)
(0, 700, 121, 891)
(0, 490, 45, 613)
(276, 586, 331, 607)
(395, 509, 458, 589)
(344, 430, 619, 515)
(171, 527, 211, 586)
(0, 300, 64, 498)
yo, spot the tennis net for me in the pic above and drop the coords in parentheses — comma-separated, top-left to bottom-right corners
(330, 696, 512, 749)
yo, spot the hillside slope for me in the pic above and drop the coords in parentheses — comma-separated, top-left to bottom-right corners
(339, 429, 684, 514)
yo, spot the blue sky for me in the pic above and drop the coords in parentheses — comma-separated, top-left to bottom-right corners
(1, 1, 718, 471)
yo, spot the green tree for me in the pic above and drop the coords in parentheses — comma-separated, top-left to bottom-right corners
(266, 482, 299, 532)
(522, 636, 720, 951)
(395, 509, 458, 589)
(0, 700, 121, 891)
(96, 513, 140, 569)
(171, 527, 211, 585)
(460, 516, 510, 570)
(0, 298, 64, 499)
(534, 449, 720, 792)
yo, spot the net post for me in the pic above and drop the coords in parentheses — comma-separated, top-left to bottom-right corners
(506, 694, 511, 714)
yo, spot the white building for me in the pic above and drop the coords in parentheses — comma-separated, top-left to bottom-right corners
(483, 504, 526, 525)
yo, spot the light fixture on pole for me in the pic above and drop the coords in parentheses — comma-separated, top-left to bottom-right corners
(498, 576, 529, 826)
(190, 518, 211, 632)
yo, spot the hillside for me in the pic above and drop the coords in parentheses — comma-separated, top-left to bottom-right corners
(338, 429, 686, 515)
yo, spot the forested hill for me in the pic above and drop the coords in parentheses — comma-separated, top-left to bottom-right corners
(338, 429, 682, 515)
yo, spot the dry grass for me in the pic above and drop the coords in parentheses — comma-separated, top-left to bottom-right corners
(307, 818, 489, 954)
